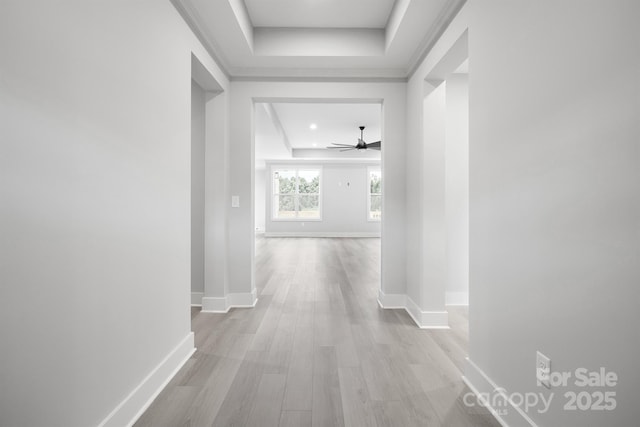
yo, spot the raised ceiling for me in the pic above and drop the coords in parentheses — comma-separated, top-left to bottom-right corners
(255, 102, 382, 161)
(273, 103, 382, 149)
(172, 0, 466, 79)
(244, 0, 396, 29)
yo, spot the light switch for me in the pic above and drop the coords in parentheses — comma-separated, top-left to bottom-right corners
(231, 196, 240, 208)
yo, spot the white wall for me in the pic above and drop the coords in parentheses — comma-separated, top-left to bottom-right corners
(229, 81, 406, 297)
(445, 73, 469, 305)
(0, 1, 228, 426)
(421, 82, 447, 314)
(467, 1, 639, 425)
(405, 66, 426, 314)
(191, 81, 206, 294)
(203, 91, 230, 306)
(255, 167, 266, 232)
(264, 161, 381, 236)
(408, 0, 640, 425)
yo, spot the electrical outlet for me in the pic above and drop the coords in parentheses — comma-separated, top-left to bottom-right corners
(536, 351, 551, 388)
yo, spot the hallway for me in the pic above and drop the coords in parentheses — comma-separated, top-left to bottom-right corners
(136, 237, 498, 427)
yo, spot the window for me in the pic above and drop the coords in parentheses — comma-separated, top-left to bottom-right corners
(272, 167, 321, 220)
(368, 167, 382, 221)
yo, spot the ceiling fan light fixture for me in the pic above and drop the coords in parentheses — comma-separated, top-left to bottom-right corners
(325, 126, 381, 152)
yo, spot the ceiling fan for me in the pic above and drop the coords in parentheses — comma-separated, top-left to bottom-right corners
(326, 126, 381, 151)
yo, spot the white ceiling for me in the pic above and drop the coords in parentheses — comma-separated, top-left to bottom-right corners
(255, 102, 382, 162)
(255, 103, 292, 162)
(273, 103, 381, 149)
(173, 0, 466, 78)
(244, 0, 396, 29)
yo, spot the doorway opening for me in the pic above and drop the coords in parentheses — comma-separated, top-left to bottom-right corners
(253, 100, 383, 304)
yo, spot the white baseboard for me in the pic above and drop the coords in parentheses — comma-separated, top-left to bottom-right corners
(191, 292, 204, 306)
(201, 289, 258, 313)
(202, 296, 228, 312)
(377, 290, 449, 329)
(377, 289, 406, 308)
(446, 291, 469, 306)
(405, 297, 449, 329)
(264, 231, 381, 238)
(228, 289, 258, 307)
(463, 358, 538, 427)
(98, 332, 195, 427)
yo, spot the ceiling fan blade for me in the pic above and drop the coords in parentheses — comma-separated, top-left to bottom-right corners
(328, 127, 378, 153)
(366, 141, 381, 150)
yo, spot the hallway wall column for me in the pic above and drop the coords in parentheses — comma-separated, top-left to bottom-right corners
(404, 13, 469, 327)
(415, 80, 449, 327)
(444, 73, 469, 306)
(202, 91, 232, 311)
(190, 53, 232, 312)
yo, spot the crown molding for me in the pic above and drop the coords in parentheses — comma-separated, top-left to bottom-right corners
(172, 0, 463, 83)
(229, 65, 407, 82)
(406, 0, 467, 79)
(170, 0, 232, 80)
(231, 75, 407, 83)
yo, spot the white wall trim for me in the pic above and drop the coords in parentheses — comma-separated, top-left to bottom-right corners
(446, 291, 469, 306)
(201, 296, 229, 313)
(377, 289, 406, 308)
(229, 289, 258, 307)
(463, 358, 538, 427)
(201, 289, 258, 313)
(405, 297, 449, 329)
(191, 292, 204, 306)
(265, 231, 381, 238)
(98, 332, 195, 427)
(377, 290, 449, 329)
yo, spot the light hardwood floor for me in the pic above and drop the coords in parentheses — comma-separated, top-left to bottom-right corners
(135, 237, 499, 427)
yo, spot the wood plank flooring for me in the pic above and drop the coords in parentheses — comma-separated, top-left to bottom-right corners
(135, 237, 499, 427)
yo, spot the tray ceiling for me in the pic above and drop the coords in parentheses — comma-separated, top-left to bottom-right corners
(172, 0, 466, 79)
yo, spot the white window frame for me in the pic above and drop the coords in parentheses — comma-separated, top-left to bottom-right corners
(271, 165, 323, 221)
(367, 166, 382, 222)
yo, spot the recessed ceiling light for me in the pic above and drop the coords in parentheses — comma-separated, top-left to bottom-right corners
(312, 143, 317, 147)
(309, 123, 317, 130)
